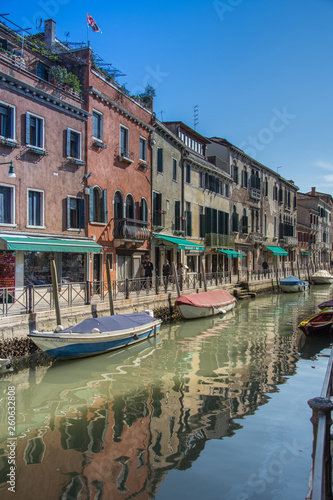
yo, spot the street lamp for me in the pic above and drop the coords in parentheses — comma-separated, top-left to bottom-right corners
(0, 161, 16, 178)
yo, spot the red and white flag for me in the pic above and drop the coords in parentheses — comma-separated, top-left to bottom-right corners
(87, 13, 102, 33)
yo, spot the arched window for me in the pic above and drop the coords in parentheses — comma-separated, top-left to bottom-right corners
(114, 191, 123, 219)
(232, 205, 239, 232)
(139, 198, 148, 222)
(126, 194, 135, 219)
(93, 186, 103, 222)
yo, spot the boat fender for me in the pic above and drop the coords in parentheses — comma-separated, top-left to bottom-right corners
(92, 328, 101, 334)
(133, 334, 139, 340)
(55, 325, 64, 333)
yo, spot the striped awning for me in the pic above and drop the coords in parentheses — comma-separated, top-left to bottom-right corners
(218, 249, 243, 258)
(0, 235, 102, 253)
(264, 245, 288, 256)
(154, 234, 204, 252)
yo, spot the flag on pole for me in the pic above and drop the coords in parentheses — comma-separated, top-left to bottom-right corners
(87, 13, 102, 33)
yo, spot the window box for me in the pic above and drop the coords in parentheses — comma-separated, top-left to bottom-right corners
(139, 162, 149, 169)
(28, 146, 47, 155)
(67, 157, 85, 166)
(0, 137, 18, 148)
(93, 140, 107, 149)
(119, 150, 134, 163)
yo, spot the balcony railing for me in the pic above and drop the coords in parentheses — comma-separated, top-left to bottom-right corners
(281, 236, 298, 247)
(204, 233, 235, 248)
(117, 146, 134, 163)
(113, 218, 150, 241)
(249, 188, 261, 201)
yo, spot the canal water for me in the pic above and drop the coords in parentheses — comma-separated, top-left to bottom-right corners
(1, 287, 333, 500)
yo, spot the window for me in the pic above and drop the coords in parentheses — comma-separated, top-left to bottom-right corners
(157, 148, 163, 173)
(231, 163, 239, 184)
(172, 158, 177, 181)
(199, 171, 203, 188)
(139, 198, 148, 222)
(186, 164, 191, 184)
(120, 126, 129, 156)
(264, 213, 267, 236)
(153, 191, 162, 226)
(232, 206, 239, 232)
(274, 216, 277, 238)
(114, 191, 124, 219)
(225, 184, 229, 198)
(67, 128, 81, 159)
(37, 62, 49, 81)
(67, 196, 85, 229)
(0, 102, 15, 140)
(0, 185, 15, 225)
(174, 200, 180, 230)
(89, 186, 107, 223)
(264, 178, 268, 197)
(139, 137, 147, 161)
(242, 168, 248, 188)
(126, 194, 135, 219)
(28, 189, 44, 227)
(185, 202, 192, 236)
(241, 209, 248, 234)
(92, 111, 103, 141)
(26, 113, 44, 149)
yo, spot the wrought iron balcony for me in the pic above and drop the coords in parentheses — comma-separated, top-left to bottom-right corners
(113, 218, 150, 246)
(117, 146, 134, 163)
(204, 233, 235, 248)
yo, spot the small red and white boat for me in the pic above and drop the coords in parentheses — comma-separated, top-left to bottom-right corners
(175, 289, 237, 320)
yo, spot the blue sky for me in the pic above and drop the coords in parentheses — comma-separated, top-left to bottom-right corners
(2, 0, 333, 194)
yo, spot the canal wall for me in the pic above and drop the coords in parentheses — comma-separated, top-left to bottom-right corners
(0, 279, 278, 342)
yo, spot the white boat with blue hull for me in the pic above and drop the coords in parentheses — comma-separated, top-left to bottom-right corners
(28, 312, 162, 360)
(279, 275, 310, 293)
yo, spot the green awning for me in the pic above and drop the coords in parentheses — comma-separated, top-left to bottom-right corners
(264, 245, 288, 256)
(0, 235, 102, 253)
(154, 234, 204, 251)
(218, 249, 243, 258)
(301, 251, 311, 256)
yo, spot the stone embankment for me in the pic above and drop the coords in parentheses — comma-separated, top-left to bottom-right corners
(0, 279, 279, 361)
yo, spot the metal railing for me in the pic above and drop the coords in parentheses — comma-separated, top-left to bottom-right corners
(307, 348, 333, 499)
(0, 265, 327, 318)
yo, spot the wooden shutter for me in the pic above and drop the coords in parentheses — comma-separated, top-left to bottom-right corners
(103, 189, 108, 223)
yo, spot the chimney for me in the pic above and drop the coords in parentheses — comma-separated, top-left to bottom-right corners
(311, 187, 316, 196)
(44, 19, 56, 50)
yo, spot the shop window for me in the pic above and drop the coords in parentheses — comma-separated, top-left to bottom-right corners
(28, 189, 44, 227)
(26, 113, 44, 149)
(67, 196, 85, 229)
(0, 184, 15, 225)
(0, 101, 15, 140)
(66, 128, 81, 159)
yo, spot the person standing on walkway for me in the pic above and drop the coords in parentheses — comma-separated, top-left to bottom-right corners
(143, 256, 154, 289)
(162, 259, 170, 292)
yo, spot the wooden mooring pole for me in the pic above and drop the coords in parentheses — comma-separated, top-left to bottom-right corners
(50, 258, 61, 326)
(106, 259, 115, 316)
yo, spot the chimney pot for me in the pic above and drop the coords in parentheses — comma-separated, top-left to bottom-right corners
(44, 19, 56, 51)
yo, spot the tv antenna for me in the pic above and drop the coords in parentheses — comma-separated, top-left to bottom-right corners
(194, 105, 199, 130)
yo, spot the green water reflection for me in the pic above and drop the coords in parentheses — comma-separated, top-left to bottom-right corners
(1, 287, 333, 499)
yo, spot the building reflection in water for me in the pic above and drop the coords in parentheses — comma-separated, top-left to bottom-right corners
(0, 292, 319, 499)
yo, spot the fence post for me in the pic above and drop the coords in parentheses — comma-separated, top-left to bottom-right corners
(308, 397, 333, 499)
(27, 285, 33, 313)
(125, 278, 129, 299)
(85, 281, 91, 305)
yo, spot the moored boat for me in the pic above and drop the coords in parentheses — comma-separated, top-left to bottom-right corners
(318, 299, 333, 310)
(298, 307, 333, 336)
(175, 289, 237, 320)
(311, 270, 333, 285)
(28, 311, 162, 360)
(279, 275, 309, 293)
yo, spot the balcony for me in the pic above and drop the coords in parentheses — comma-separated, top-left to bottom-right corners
(249, 232, 264, 244)
(204, 233, 235, 248)
(117, 146, 134, 164)
(317, 241, 331, 250)
(281, 236, 298, 247)
(113, 218, 150, 248)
